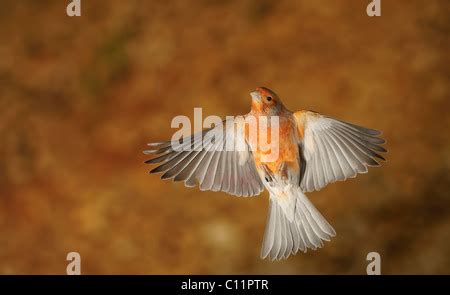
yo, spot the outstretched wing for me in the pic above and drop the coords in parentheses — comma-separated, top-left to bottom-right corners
(294, 111, 387, 192)
(144, 116, 264, 197)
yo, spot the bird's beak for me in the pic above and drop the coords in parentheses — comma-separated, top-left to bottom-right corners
(250, 91, 261, 102)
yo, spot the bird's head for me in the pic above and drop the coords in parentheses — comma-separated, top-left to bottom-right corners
(250, 87, 286, 115)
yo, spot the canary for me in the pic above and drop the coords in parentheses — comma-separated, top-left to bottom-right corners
(144, 87, 386, 260)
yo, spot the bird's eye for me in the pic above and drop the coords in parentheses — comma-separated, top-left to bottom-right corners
(266, 96, 272, 101)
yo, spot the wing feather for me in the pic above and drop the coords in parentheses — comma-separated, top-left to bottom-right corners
(294, 111, 387, 192)
(145, 117, 264, 197)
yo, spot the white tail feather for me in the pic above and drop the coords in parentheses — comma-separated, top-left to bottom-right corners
(260, 187, 336, 260)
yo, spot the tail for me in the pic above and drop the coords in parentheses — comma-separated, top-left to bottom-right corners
(260, 189, 336, 260)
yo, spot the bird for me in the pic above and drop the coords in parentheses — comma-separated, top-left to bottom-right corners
(144, 87, 386, 260)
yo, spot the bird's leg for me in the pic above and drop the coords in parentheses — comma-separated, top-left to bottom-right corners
(261, 164, 274, 184)
(277, 161, 289, 181)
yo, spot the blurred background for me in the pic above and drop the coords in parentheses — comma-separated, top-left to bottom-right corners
(0, 0, 449, 274)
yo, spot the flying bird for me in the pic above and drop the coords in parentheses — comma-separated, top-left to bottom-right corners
(144, 87, 386, 260)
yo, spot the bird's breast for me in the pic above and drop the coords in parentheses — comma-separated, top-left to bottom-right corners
(246, 116, 300, 174)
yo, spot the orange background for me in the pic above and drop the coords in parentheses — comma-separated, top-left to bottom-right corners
(0, 0, 449, 274)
